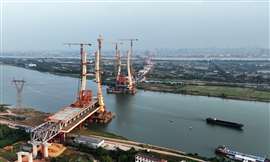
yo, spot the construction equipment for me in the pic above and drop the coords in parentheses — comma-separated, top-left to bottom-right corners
(64, 43, 92, 107)
(112, 42, 123, 80)
(120, 38, 138, 94)
(107, 38, 138, 95)
(29, 37, 113, 160)
(119, 38, 138, 76)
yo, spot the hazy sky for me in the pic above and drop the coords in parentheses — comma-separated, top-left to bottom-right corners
(1, 1, 269, 51)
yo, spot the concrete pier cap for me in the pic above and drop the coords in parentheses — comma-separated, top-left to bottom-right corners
(17, 151, 33, 162)
(43, 142, 51, 158)
(29, 142, 38, 159)
(28, 141, 51, 159)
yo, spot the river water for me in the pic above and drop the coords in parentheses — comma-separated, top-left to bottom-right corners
(0, 65, 269, 157)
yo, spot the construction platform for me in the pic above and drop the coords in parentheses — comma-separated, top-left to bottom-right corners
(49, 107, 82, 122)
(49, 102, 100, 133)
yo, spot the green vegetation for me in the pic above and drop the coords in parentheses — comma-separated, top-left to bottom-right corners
(0, 139, 25, 161)
(73, 128, 127, 140)
(0, 149, 17, 162)
(0, 125, 29, 148)
(70, 143, 219, 162)
(181, 85, 270, 101)
(64, 142, 137, 162)
(70, 129, 212, 162)
(0, 105, 9, 112)
(138, 83, 270, 102)
(185, 153, 235, 162)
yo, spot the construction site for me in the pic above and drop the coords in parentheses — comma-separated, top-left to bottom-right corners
(14, 36, 115, 162)
(0, 34, 158, 162)
(106, 39, 138, 95)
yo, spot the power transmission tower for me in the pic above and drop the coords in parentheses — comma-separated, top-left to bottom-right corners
(12, 79, 26, 108)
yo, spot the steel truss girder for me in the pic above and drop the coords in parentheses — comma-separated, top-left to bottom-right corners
(31, 121, 61, 144)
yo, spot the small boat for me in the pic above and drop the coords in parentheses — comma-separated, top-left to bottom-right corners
(206, 117, 243, 129)
(169, 120, 174, 123)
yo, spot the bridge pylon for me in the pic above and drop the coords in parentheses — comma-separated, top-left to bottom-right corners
(96, 35, 105, 113)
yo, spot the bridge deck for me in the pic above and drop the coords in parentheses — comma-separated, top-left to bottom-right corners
(61, 103, 100, 133)
(31, 101, 100, 143)
(49, 107, 82, 122)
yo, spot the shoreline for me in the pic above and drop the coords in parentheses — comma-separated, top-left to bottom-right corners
(137, 83, 270, 103)
(0, 107, 210, 161)
(3, 64, 270, 103)
(71, 129, 211, 162)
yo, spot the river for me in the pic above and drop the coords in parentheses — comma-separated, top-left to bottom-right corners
(0, 64, 269, 157)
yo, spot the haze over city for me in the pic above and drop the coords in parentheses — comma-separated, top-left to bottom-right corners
(1, 0, 269, 51)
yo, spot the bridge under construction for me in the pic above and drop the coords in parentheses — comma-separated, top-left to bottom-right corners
(18, 36, 113, 161)
(107, 39, 138, 95)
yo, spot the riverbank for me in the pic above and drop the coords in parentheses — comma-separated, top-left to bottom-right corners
(0, 107, 211, 162)
(71, 128, 225, 162)
(0, 106, 51, 127)
(1, 64, 269, 157)
(2, 63, 270, 102)
(137, 83, 270, 102)
(72, 128, 127, 140)
(0, 125, 29, 162)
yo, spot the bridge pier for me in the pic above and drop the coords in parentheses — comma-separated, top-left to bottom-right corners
(31, 144, 37, 158)
(29, 153, 33, 162)
(17, 151, 33, 162)
(60, 133, 66, 143)
(17, 153, 22, 162)
(43, 142, 49, 158)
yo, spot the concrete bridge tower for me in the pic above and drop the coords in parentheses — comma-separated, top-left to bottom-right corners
(96, 35, 105, 112)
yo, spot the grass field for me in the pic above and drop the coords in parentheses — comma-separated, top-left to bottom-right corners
(138, 83, 270, 102)
(180, 85, 270, 101)
(72, 128, 127, 140)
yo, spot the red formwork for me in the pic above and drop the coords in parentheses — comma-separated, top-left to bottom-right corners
(71, 90, 93, 108)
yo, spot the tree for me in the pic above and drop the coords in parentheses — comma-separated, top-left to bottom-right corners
(100, 155, 113, 162)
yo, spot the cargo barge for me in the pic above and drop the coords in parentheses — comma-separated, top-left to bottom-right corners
(216, 146, 270, 162)
(206, 117, 243, 129)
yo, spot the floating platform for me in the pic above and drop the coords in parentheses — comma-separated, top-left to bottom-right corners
(89, 111, 115, 124)
(107, 86, 135, 95)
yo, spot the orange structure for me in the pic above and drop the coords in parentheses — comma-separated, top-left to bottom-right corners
(107, 39, 138, 95)
(64, 43, 93, 108)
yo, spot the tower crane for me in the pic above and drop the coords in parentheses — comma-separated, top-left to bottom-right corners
(64, 43, 92, 107)
(111, 42, 124, 81)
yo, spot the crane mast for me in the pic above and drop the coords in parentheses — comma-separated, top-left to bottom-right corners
(64, 43, 92, 107)
(65, 43, 91, 92)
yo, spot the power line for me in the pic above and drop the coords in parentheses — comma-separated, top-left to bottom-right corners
(12, 79, 26, 108)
